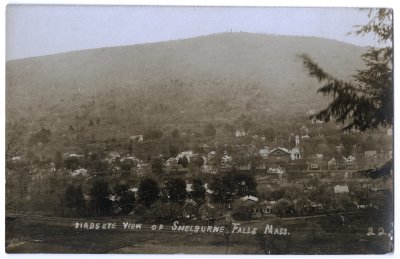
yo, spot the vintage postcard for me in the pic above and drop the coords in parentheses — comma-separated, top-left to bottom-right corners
(5, 5, 394, 254)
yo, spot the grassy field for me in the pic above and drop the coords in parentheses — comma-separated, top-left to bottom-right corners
(5, 211, 393, 254)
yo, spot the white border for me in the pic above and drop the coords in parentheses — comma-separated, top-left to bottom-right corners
(1, 1, 399, 259)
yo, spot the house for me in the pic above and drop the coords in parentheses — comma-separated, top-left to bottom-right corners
(311, 117, 323, 125)
(176, 151, 195, 163)
(164, 157, 179, 173)
(71, 168, 88, 177)
(201, 165, 218, 175)
(335, 144, 344, 153)
(134, 162, 151, 177)
(237, 163, 251, 171)
(300, 125, 309, 139)
(308, 154, 324, 170)
(268, 147, 291, 163)
(69, 153, 85, 159)
(365, 150, 378, 162)
(328, 157, 341, 169)
(334, 185, 349, 194)
(267, 165, 286, 174)
(241, 195, 259, 203)
(235, 130, 246, 137)
(220, 152, 233, 167)
(260, 200, 276, 214)
(295, 135, 300, 147)
(107, 151, 120, 163)
(207, 151, 217, 162)
(259, 147, 270, 159)
(343, 155, 356, 167)
(128, 187, 139, 200)
(307, 109, 316, 116)
(186, 183, 193, 193)
(11, 156, 22, 162)
(130, 135, 144, 143)
(290, 147, 302, 160)
(121, 156, 141, 164)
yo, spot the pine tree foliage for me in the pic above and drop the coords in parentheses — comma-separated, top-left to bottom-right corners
(300, 8, 393, 131)
(300, 9, 393, 178)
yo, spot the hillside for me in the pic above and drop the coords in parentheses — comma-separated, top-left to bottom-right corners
(6, 32, 367, 150)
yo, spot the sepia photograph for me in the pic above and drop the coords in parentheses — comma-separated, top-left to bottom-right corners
(5, 4, 394, 254)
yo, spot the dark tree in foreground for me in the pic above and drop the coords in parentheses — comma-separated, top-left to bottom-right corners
(113, 184, 135, 215)
(300, 8, 393, 178)
(191, 179, 206, 204)
(89, 180, 112, 216)
(166, 178, 187, 203)
(65, 184, 85, 215)
(151, 157, 164, 175)
(138, 178, 159, 208)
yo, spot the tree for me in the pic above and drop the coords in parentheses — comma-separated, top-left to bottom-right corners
(113, 184, 135, 215)
(138, 178, 159, 208)
(128, 139, 133, 155)
(191, 179, 206, 204)
(203, 123, 216, 137)
(145, 129, 163, 141)
(27, 127, 52, 146)
(192, 156, 205, 168)
(232, 200, 254, 220)
(151, 157, 164, 175)
(166, 178, 187, 203)
(300, 8, 393, 178)
(146, 201, 183, 223)
(169, 144, 179, 157)
(64, 156, 80, 170)
(6, 130, 24, 170)
(89, 180, 112, 216)
(120, 159, 135, 171)
(65, 184, 85, 215)
(177, 156, 189, 168)
(273, 199, 293, 217)
(171, 129, 180, 138)
(54, 151, 63, 170)
(209, 176, 234, 204)
(233, 173, 257, 197)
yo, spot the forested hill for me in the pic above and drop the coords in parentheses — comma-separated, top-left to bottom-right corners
(6, 32, 366, 137)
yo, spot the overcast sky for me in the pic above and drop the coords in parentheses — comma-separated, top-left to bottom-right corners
(6, 5, 382, 60)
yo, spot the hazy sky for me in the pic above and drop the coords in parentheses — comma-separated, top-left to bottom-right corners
(6, 5, 381, 60)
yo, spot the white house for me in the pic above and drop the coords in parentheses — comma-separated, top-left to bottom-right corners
(71, 168, 88, 177)
(259, 147, 270, 159)
(334, 185, 349, 194)
(235, 130, 246, 137)
(201, 165, 218, 175)
(343, 155, 356, 165)
(290, 147, 301, 160)
(307, 109, 316, 116)
(130, 135, 144, 143)
(176, 151, 195, 162)
(241, 195, 259, 202)
(221, 153, 233, 166)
